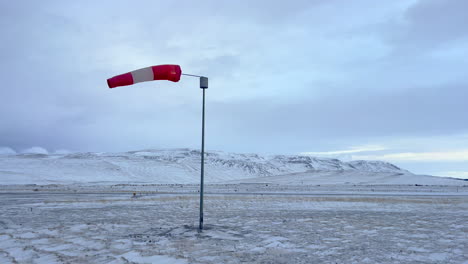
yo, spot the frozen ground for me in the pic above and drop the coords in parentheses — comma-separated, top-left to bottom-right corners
(0, 184, 467, 263)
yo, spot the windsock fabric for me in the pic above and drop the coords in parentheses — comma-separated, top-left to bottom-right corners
(107, 64, 182, 88)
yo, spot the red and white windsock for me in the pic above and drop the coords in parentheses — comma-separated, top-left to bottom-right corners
(107, 64, 182, 88)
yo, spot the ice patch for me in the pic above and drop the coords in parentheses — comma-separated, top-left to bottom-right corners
(16, 231, 37, 239)
(69, 224, 89, 233)
(119, 251, 188, 264)
(428, 253, 448, 261)
(36, 243, 74, 252)
(34, 254, 62, 264)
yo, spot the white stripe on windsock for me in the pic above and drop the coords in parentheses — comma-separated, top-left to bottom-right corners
(131, 67, 154, 83)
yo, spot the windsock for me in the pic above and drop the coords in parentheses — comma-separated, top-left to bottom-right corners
(107, 64, 182, 88)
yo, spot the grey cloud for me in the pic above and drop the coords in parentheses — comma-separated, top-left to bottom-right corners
(206, 81, 468, 153)
(381, 0, 468, 54)
(405, 0, 468, 42)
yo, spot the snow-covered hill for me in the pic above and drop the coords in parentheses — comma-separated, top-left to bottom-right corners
(0, 148, 464, 185)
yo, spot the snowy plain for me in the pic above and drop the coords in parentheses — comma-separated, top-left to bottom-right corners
(0, 184, 467, 264)
(0, 149, 467, 263)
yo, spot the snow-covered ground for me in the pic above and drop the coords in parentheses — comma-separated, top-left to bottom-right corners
(1, 149, 467, 263)
(0, 184, 467, 263)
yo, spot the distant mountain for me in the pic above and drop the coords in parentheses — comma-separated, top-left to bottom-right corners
(0, 148, 463, 185)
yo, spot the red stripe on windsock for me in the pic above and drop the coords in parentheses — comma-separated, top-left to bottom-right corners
(152, 65, 181, 82)
(107, 72, 134, 88)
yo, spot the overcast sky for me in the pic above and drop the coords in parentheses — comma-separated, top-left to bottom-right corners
(1, 0, 467, 178)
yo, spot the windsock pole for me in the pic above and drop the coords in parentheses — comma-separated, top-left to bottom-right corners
(182, 73, 208, 231)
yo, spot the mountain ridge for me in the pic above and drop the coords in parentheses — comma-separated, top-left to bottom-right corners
(0, 148, 464, 185)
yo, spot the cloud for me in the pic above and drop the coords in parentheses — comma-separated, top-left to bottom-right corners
(353, 150, 468, 162)
(376, 0, 468, 56)
(439, 171, 468, 179)
(300, 145, 386, 156)
(402, 0, 468, 46)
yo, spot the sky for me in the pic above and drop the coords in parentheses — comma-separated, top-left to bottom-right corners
(1, 0, 467, 178)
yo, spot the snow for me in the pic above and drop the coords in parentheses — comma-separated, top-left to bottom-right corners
(0, 184, 466, 263)
(0, 148, 465, 185)
(0, 149, 466, 263)
(0, 147, 16, 155)
(21, 146, 49, 155)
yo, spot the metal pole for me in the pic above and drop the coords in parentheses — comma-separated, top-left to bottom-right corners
(182, 73, 204, 78)
(181, 74, 207, 231)
(198, 76, 208, 231)
(199, 87, 206, 230)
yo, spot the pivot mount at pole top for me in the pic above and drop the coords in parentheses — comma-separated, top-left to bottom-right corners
(200, 77, 208, 89)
